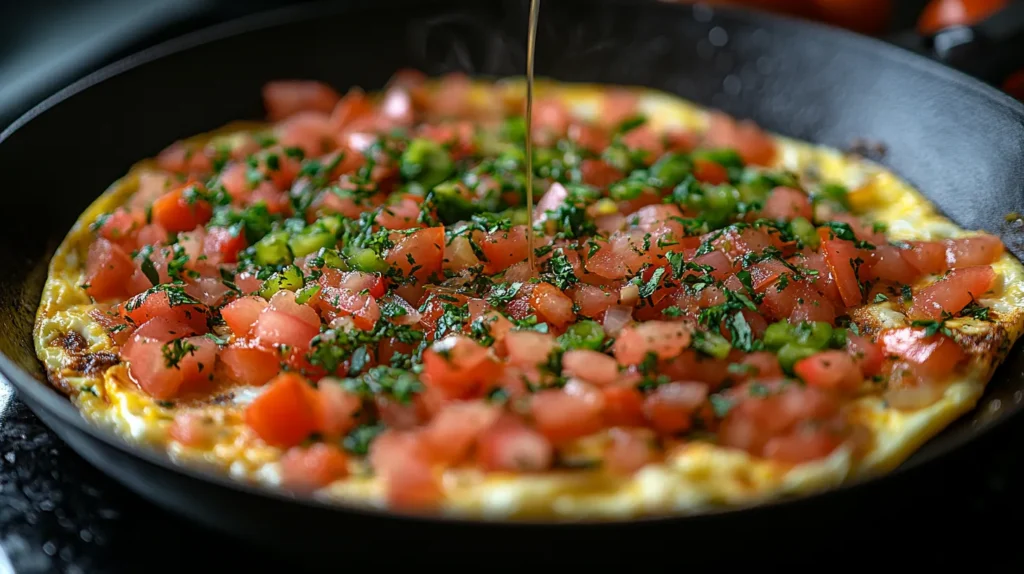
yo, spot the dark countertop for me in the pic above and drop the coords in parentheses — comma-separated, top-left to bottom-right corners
(3, 375, 1024, 572)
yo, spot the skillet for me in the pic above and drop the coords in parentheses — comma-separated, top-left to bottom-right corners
(2, 0, 1024, 559)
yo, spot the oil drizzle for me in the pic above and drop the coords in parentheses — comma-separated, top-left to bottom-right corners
(525, 0, 540, 272)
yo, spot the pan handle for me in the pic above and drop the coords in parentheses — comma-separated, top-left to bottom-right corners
(886, 1, 1024, 87)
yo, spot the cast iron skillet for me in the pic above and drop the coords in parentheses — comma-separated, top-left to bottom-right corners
(2, 0, 1024, 558)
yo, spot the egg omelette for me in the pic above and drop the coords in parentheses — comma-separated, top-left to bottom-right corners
(33, 75, 1024, 520)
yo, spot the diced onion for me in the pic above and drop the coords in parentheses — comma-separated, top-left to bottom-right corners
(603, 305, 634, 336)
(884, 384, 945, 410)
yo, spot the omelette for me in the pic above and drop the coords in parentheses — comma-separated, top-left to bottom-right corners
(33, 73, 1024, 520)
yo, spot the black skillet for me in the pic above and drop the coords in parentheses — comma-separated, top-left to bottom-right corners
(2, 0, 1024, 561)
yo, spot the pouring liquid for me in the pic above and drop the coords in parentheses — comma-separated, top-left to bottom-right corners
(524, 0, 540, 272)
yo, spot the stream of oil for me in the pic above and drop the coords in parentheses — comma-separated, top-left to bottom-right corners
(524, 0, 540, 272)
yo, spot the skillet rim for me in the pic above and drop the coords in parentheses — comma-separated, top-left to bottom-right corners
(3, 0, 1024, 528)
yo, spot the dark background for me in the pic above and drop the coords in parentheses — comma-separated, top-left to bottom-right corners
(1, 1, 1022, 572)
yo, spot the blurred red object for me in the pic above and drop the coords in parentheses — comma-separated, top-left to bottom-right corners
(917, 0, 1008, 35)
(1003, 69, 1024, 101)
(667, 0, 892, 35)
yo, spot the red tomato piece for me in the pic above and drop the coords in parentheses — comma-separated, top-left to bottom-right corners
(151, 185, 213, 233)
(643, 382, 708, 435)
(818, 227, 865, 307)
(604, 428, 657, 475)
(263, 80, 341, 121)
(123, 334, 217, 399)
(794, 350, 862, 393)
(531, 381, 606, 444)
(244, 373, 321, 448)
(203, 227, 247, 264)
(83, 238, 136, 300)
(693, 158, 729, 184)
(315, 380, 363, 438)
(601, 385, 648, 427)
(479, 225, 531, 273)
(385, 226, 444, 284)
(168, 412, 215, 448)
(613, 321, 692, 365)
(847, 333, 884, 378)
(369, 430, 442, 509)
(945, 235, 1004, 267)
(761, 186, 813, 221)
(220, 296, 269, 338)
(910, 265, 996, 320)
(901, 241, 948, 275)
(476, 416, 554, 472)
(219, 342, 280, 387)
(420, 401, 501, 466)
(879, 327, 966, 381)
(280, 443, 349, 492)
(504, 330, 557, 369)
(529, 283, 576, 330)
(562, 350, 620, 387)
(704, 112, 777, 166)
(120, 291, 209, 334)
(421, 335, 500, 399)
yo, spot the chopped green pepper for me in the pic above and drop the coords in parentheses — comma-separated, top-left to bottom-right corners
(558, 320, 605, 351)
(259, 265, 304, 299)
(400, 138, 453, 189)
(789, 217, 819, 248)
(346, 247, 389, 273)
(254, 230, 292, 265)
(777, 342, 817, 373)
(649, 153, 692, 188)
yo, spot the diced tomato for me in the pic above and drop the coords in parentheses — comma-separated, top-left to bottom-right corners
(151, 186, 213, 233)
(203, 227, 247, 264)
(369, 430, 442, 509)
(794, 350, 862, 392)
(562, 350, 619, 386)
(945, 235, 1004, 267)
(910, 265, 996, 320)
(901, 241, 948, 275)
(761, 428, 845, 464)
(718, 383, 842, 460)
(529, 283, 576, 330)
(818, 227, 865, 307)
(601, 385, 648, 427)
(168, 412, 215, 448)
(530, 381, 606, 444)
(385, 226, 444, 284)
(732, 351, 783, 381)
(504, 330, 557, 369)
(280, 443, 349, 492)
(476, 416, 554, 472)
(693, 158, 729, 184)
(868, 244, 921, 284)
(704, 112, 777, 166)
(579, 159, 623, 187)
(762, 187, 813, 221)
(613, 321, 691, 365)
(275, 111, 336, 158)
(252, 309, 320, 354)
(420, 401, 501, 466)
(220, 296, 268, 337)
(604, 428, 656, 475)
(219, 342, 280, 387)
(263, 80, 341, 121)
(244, 373, 321, 448)
(847, 333, 884, 377)
(120, 291, 209, 333)
(421, 335, 500, 399)
(314, 380, 362, 437)
(569, 284, 617, 319)
(123, 334, 217, 399)
(879, 327, 966, 381)
(643, 382, 708, 435)
(748, 258, 792, 292)
(330, 88, 376, 131)
(97, 209, 144, 248)
(479, 225, 531, 273)
(83, 238, 136, 300)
